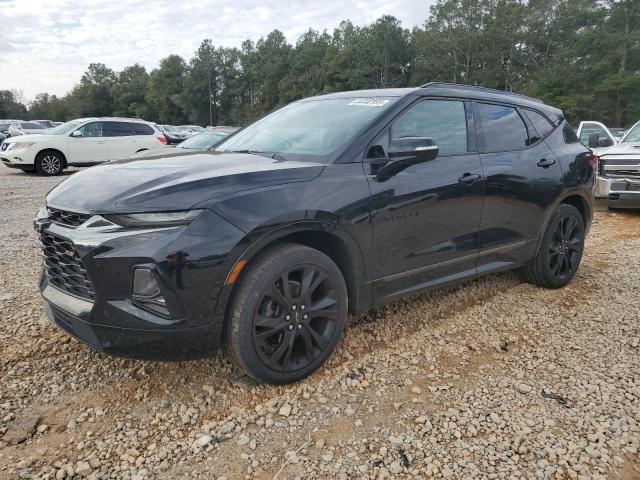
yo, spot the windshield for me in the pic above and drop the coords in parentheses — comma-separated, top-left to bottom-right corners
(21, 122, 45, 129)
(163, 125, 180, 132)
(216, 97, 398, 163)
(179, 131, 228, 150)
(622, 122, 640, 143)
(48, 120, 84, 135)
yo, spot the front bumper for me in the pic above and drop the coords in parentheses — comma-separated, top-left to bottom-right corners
(36, 208, 245, 358)
(0, 145, 36, 169)
(594, 175, 640, 208)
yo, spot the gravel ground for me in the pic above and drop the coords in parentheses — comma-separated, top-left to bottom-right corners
(0, 167, 638, 480)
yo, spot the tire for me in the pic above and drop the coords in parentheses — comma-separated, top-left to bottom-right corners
(224, 243, 348, 384)
(35, 151, 64, 176)
(521, 204, 585, 289)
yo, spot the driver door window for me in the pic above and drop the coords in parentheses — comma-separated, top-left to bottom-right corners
(77, 122, 104, 137)
(391, 100, 468, 156)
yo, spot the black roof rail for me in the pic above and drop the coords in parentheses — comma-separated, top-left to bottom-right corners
(420, 82, 545, 104)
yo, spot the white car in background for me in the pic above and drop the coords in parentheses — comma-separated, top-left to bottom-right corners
(576, 121, 617, 155)
(8, 120, 47, 137)
(594, 120, 640, 208)
(179, 125, 205, 137)
(0, 117, 167, 175)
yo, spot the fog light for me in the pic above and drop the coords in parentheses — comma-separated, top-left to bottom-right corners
(132, 268, 170, 317)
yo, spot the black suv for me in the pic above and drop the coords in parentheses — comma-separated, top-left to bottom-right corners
(35, 84, 595, 384)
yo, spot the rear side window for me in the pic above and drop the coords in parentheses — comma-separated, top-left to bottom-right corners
(133, 123, 154, 135)
(106, 122, 136, 136)
(477, 103, 529, 152)
(391, 100, 467, 156)
(523, 110, 554, 142)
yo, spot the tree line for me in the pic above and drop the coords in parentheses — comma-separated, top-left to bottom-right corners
(1, 0, 638, 128)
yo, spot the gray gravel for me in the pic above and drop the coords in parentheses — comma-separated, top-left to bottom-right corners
(0, 167, 638, 479)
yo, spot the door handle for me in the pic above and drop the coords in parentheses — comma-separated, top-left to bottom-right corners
(458, 173, 482, 184)
(96, 141, 105, 144)
(537, 158, 555, 168)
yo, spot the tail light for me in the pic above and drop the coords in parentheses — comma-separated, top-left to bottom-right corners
(586, 153, 598, 169)
(156, 136, 167, 144)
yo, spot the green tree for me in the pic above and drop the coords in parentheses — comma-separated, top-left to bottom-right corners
(112, 64, 150, 119)
(146, 55, 188, 124)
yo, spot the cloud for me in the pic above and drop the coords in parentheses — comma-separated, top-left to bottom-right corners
(0, 0, 432, 101)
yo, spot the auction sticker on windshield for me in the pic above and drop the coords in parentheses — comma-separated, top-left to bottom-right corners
(347, 98, 391, 107)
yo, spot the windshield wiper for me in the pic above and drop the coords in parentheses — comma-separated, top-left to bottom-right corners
(225, 149, 289, 161)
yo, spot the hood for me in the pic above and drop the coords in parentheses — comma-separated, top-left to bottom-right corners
(132, 146, 202, 159)
(46, 151, 323, 213)
(6, 133, 62, 142)
(599, 141, 640, 157)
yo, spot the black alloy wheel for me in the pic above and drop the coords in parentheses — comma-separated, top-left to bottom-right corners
(225, 243, 347, 384)
(522, 204, 585, 289)
(252, 265, 339, 372)
(548, 215, 582, 282)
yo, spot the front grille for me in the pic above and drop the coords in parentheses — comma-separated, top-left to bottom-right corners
(48, 207, 91, 228)
(606, 170, 640, 178)
(40, 232, 95, 300)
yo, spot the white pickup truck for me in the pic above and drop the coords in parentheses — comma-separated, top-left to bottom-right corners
(582, 120, 640, 208)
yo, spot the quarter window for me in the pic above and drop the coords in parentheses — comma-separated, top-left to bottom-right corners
(477, 103, 529, 152)
(77, 122, 104, 137)
(524, 110, 554, 142)
(133, 123, 154, 135)
(391, 100, 467, 156)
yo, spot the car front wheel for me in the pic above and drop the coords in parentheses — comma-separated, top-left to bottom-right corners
(35, 151, 64, 176)
(522, 204, 585, 289)
(224, 243, 348, 384)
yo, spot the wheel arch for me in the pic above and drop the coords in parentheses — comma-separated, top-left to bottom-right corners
(534, 189, 593, 256)
(36, 148, 68, 168)
(214, 221, 370, 341)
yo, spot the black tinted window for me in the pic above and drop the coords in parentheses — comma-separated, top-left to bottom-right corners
(22, 122, 45, 129)
(524, 110, 554, 141)
(563, 124, 580, 144)
(107, 122, 136, 136)
(392, 100, 467, 156)
(133, 123, 154, 135)
(478, 103, 529, 152)
(77, 122, 104, 137)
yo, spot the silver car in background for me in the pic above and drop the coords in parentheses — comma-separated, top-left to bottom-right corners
(594, 120, 640, 208)
(8, 120, 47, 137)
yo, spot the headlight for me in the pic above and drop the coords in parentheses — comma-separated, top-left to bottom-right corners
(7, 142, 35, 150)
(104, 210, 203, 228)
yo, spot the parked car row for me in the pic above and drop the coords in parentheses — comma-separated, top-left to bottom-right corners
(576, 120, 640, 208)
(134, 126, 239, 158)
(1, 118, 167, 175)
(0, 117, 238, 175)
(0, 119, 62, 139)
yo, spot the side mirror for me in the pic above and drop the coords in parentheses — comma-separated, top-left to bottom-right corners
(71, 130, 83, 137)
(376, 137, 439, 179)
(587, 133, 599, 149)
(389, 137, 439, 162)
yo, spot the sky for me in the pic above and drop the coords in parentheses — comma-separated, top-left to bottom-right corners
(0, 0, 432, 102)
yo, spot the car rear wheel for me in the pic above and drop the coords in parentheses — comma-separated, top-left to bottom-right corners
(35, 151, 64, 176)
(224, 243, 348, 384)
(522, 204, 585, 288)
